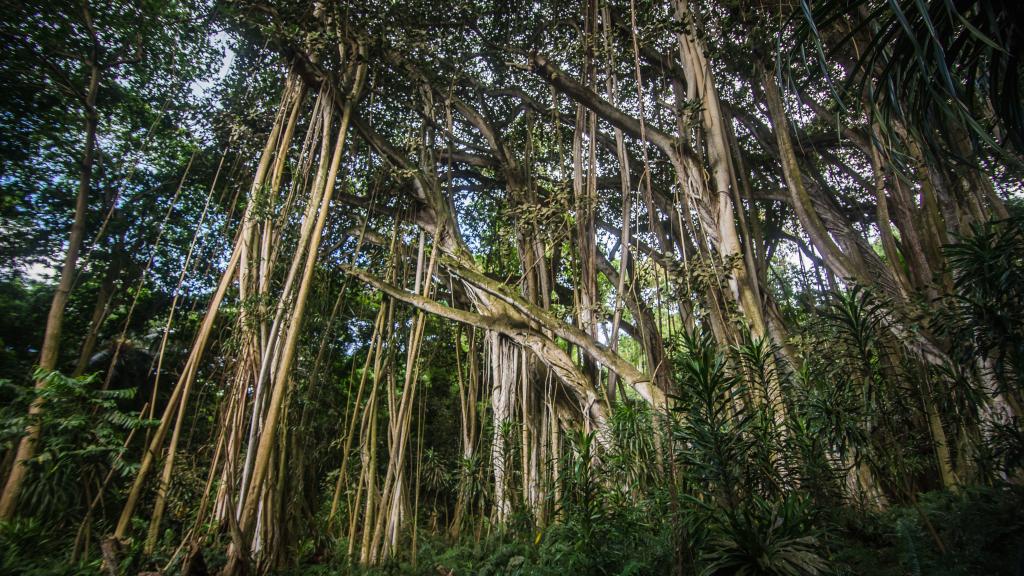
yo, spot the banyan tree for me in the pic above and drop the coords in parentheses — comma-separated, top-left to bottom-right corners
(0, 0, 1021, 574)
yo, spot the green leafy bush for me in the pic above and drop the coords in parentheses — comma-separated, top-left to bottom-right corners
(0, 368, 155, 522)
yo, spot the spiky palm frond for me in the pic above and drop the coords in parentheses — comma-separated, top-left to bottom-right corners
(607, 401, 658, 490)
(821, 286, 899, 417)
(791, 0, 1023, 163)
(937, 214, 1024, 387)
(734, 330, 784, 415)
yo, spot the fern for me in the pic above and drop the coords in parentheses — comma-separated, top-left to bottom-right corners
(2, 368, 155, 521)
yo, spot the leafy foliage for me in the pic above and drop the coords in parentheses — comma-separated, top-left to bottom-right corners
(0, 369, 153, 522)
(939, 214, 1024, 391)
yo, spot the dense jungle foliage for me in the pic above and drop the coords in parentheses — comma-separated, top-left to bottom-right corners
(1, 0, 1023, 574)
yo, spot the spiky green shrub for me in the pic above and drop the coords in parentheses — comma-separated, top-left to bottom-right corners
(672, 329, 757, 507)
(702, 495, 828, 576)
(669, 329, 830, 576)
(939, 214, 1024, 393)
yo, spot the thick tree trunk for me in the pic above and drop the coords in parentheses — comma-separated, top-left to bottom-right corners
(489, 333, 518, 523)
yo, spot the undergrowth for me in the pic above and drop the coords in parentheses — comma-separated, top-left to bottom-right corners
(263, 484, 1024, 576)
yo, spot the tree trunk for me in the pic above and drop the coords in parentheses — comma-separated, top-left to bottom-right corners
(0, 61, 100, 519)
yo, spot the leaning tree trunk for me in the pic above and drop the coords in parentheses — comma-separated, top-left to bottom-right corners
(0, 60, 100, 520)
